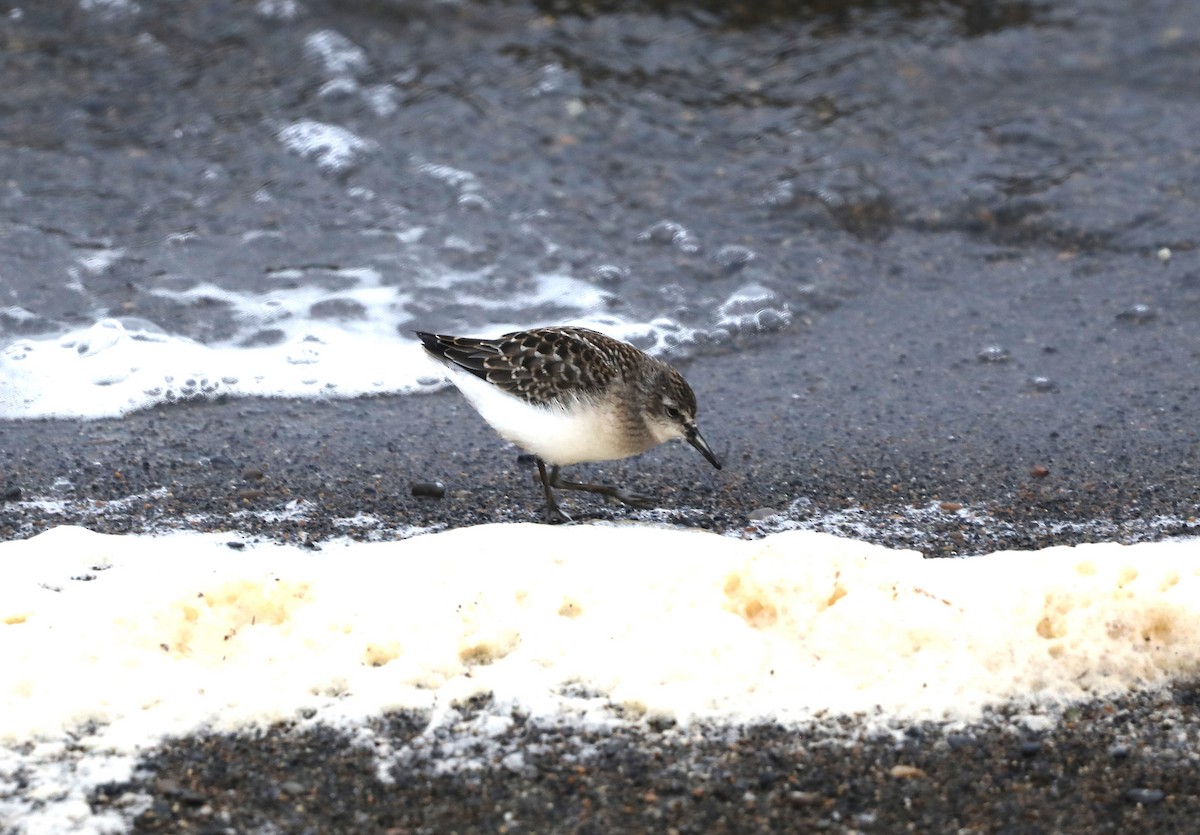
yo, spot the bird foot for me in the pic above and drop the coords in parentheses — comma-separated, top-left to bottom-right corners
(608, 489, 656, 510)
(541, 504, 573, 524)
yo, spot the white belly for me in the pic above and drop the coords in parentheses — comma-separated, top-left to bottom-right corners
(441, 367, 640, 465)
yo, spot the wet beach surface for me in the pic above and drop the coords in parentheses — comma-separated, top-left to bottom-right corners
(3, 0, 1200, 831)
(116, 688, 1200, 833)
(2, 311, 1199, 559)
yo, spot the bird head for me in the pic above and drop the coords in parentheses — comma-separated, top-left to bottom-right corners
(643, 366, 722, 469)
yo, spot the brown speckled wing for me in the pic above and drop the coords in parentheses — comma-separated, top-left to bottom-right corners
(417, 327, 640, 404)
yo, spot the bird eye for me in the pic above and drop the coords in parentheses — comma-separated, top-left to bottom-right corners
(665, 405, 681, 419)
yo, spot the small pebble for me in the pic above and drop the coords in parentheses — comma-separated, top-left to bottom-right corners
(787, 791, 823, 807)
(1157, 246, 1171, 263)
(1116, 303, 1156, 324)
(155, 779, 206, 805)
(977, 345, 1010, 363)
(748, 507, 780, 522)
(1030, 464, 1050, 479)
(1019, 740, 1042, 757)
(411, 481, 446, 499)
(2, 486, 21, 502)
(1125, 787, 1165, 805)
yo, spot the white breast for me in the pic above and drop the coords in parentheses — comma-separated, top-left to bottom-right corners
(439, 366, 641, 465)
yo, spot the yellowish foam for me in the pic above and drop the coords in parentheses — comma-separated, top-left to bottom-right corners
(3, 524, 1199, 750)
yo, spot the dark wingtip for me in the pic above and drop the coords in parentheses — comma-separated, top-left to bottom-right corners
(416, 331, 494, 382)
(416, 331, 446, 357)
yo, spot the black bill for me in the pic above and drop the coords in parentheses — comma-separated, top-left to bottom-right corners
(687, 427, 722, 470)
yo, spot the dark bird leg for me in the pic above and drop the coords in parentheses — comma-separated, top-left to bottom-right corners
(548, 467, 655, 510)
(536, 458, 572, 524)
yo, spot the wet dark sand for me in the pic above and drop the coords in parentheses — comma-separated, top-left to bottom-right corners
(4, 288, 1198, 558)
(5, 310, 1200, 832)
(121, 688, 1200, 834)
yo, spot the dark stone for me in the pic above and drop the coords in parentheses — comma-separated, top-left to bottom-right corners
(1125, 788, 1165, 805)
(411, 481, 446, 499)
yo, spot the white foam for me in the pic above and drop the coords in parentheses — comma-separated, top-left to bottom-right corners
(277, 119, 376, 172)
(414, 159, 482, 193)
(757, 496, 1200, 552)
(78, 0, 138, 16)
(75, 248, 125, 276)
(0, 264, 706, 418)
(304, 30, 368, 78)
(146, 268, 405, 342)
(255, 0, 301, 20)
(714, 282, 793, 337)
(3, 523, 1199, 830)
(0, 317, 442, 419)
(0, 524, 1195, 735)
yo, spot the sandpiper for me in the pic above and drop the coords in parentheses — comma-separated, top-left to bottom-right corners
(417, 326, 721, 522)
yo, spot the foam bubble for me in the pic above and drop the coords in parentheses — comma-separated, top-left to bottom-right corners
(277, 120, 376, 172)
(304, 30, 368, 78)
(715, 283, 793, 335)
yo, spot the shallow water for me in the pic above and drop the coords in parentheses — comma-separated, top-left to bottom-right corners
(2, 0, 1196, 419)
